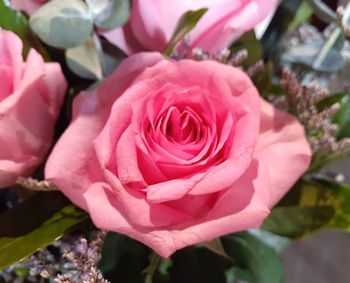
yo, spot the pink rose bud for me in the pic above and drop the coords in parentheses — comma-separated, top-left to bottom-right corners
(11, 0, 47, 15)
(45, 53, 311, 258)
(103, 0, 279, 54)
(0, 29, 66, 188)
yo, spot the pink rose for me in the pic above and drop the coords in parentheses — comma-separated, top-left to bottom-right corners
(11, 0, 47, 15)
(103, 0, 278, 55)
(45, 52, 311, 257)
(0, 29, 66, 188)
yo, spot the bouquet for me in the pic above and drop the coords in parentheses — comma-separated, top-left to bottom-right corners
(0, 0, 349, 282)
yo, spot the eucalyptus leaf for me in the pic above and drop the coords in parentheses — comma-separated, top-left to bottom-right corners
(65, 37, 103, 80)
(306, 0, 337, 23)
(0, 193, 87, 269)
(312, 27, 344, 71)
(222, 232, 284, 283)
(164, 8, 208, 56)
(30, 0, 93, 49)
(282, 42, 344, 72)
(87, 0, 130, 30)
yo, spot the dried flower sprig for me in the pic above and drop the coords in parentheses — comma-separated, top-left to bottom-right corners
(54, 230, 109, 283)
(18, 230, 110, 283)
(16, 177, 58, 191)
(273, 68, 350, 170)
(337, 6, 350, 38)
(191, 47, 264, 78)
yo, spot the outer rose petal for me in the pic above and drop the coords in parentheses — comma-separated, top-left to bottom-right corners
(0, 46, 66, 188)
(190, 0, 279, 52)
(104, 0, 278, 55)
(11, 0, 47, 15)
(0, 28, 23, 94)
(84, 179, 269, 258)
(101, 23, 144, 55)
(45, 52, 163, 209)
(256, 99, 312, 207)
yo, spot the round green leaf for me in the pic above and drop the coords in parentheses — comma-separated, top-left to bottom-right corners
(65, 37, 103, 80)
(30, 0, 93, 49)
(87, 0, 130, 30)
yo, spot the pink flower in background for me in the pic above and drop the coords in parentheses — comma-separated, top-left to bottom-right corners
(11, 0, 47, 15)
(103, 0, 278, 54)
(45, 52, 311, 257)
(0, 29, 66, 188)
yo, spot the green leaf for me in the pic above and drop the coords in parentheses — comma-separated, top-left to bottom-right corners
(164, 8, 208, 56)
(87, 0, 130, 30)
(230, 30, 263, 66)
(66, 36, 103, 80)
(66, 35, 121, 80)
(0, 192, 87, 269)
(262, 206, 334, 238)
(0, 0, 30, 54)
(0, 0, 49, 59)
(202, 238, 231, 260)
(333, 95, 350, 139)
(316, 92, 349, 111)
(262, 177, 350, 238)
(248, 230, 290, 254)
(222, 232, 284, 283)
(98, 232, 128, 274)
(30, 0, 93, 49)
(316, 93, 350, 139)
(288, 0, 313, 31)
(0, 0, 28, 38)
(171, 246, 229, 283)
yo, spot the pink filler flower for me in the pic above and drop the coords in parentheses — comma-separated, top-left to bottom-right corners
(0, 28, 66, 188)
(45, 53, 311, 257)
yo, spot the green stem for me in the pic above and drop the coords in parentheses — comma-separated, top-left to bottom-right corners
(144, 253, 162, 283)
(306, 0, 337, 23)
(312, 27, 342, 70)
(92, 32, 105, 79)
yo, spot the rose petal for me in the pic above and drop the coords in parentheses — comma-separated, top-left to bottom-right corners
(104, 169, 193, 228)
(46, 52, 163, 207)
(255, 99, 312, 207)
(101, 23, 144, 55)
(85, 173, 269, 258)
